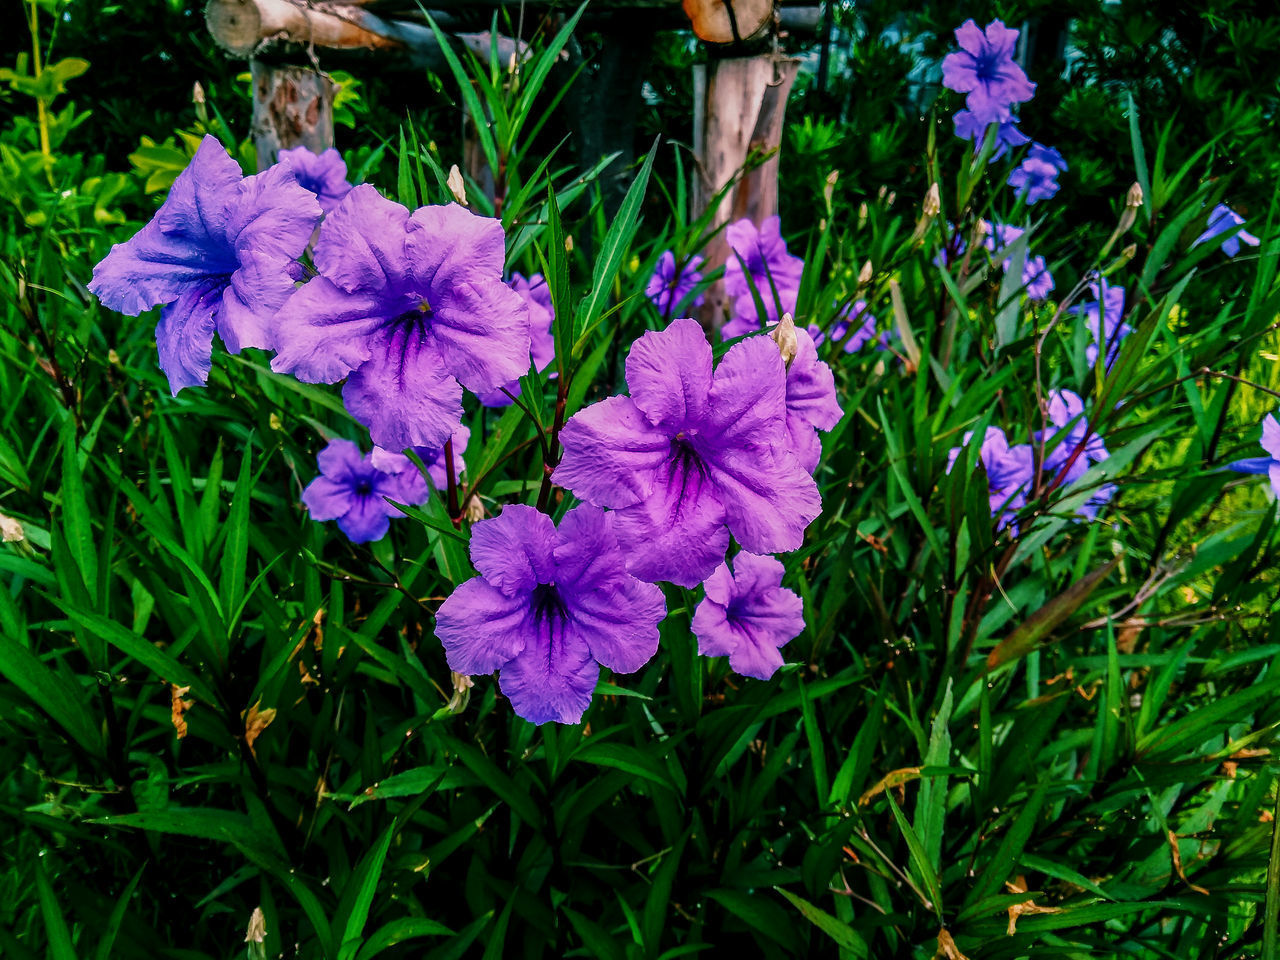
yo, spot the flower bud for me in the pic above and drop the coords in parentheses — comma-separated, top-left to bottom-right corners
(922, 183, 941, 218)
(464, 495, 485, 523)
(1126, 182, 1143, 208)
(192, 81, 205, 106)
(244, 907, 266, 944)
(565, 235, 574, 253)
(857, 202, 869, 229)
(447, 671, 474, 713)
(886, 191, 897, 207)
(858, 260, 873, 286)
(771, 313, 799, 366)
(447, 164, 467, 206)
(823, 170, 838, 210)
(0, 511, 23, 543)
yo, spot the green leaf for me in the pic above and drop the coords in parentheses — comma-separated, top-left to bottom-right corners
(354, 919, 454, 960)
(219, 447, 254, 627)
(775, 888, 868, 956)
(335, 824, 396, 960)
(94, 865, 145, 960)
(574, 740, 680, 793)
(885, 791, 943, 917)
(0, 630, 101, 756)
(35, 859, 78, 960)
(447, 739, 543, 828)
(963, 776, 1050, 911)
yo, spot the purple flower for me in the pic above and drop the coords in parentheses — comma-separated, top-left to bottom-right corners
(1195, 204, 1261, 258)
(1039, 389, 1108, 486)
(478, 272, 556, 407)
(982, 220, 1055, 299)
(88, 135, 322, 395)
(301, 437, 429, 543)
(785, 326, 843, 473)
(723, 216, 804, 333)
(1075, 279, 1130, 369)
(271, 185, 531, 452)
(1007, 143, 1067, 205)
(810, 301, 881, 354)
(946, 426, 1034, 530)
(1226, 413, 1280, 498)
(434, 504, 667, 725)
(953, 110, 1030, 160)
(278, 145, 353, 214)
(372, 424, 469, 491)
(941, 20, 1036, 124)
(553, 318, 822, 588)
(692, 552, 804, 680)
(646, 251, 705, 317)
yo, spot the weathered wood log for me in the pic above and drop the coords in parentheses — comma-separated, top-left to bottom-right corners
(692, 53, 800, 332)
(250, 61, 336, 169)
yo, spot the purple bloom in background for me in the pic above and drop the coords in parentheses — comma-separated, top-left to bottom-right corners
(810, 301, 881, 354)
(692, 552, 804, 680)
(784, 326, 844, 473)
(372, 424, 470, 491)
(434, 504, 667, 725)
(278, 145, 353, 214)
(982, 220, 1056, 299)
(941, 19, 1036, 124)
(1226, 413, 1280, 498)
(271, 185, 530, 451)
(953, 109, 1030, 160)
(479, 272, 556, 407)
(723, 216, 804, 335)
(89, 135, 322, 395)
(646, 251, 705, 316)
(1007, 143, 1067, 204)
(553, 318, 821, 588)
(1039, 389, 1109, 486)
(946, 426, 1034, 530)
(301, 437, 429, 543)
(1075, 279, 1131, 369)
(1195, 204, 1261, 258)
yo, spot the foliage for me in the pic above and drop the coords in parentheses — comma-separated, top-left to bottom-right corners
(3, 3, 1280, 960)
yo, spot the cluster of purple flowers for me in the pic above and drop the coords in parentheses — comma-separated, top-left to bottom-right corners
(1195, 204, 1261, 258)
(942, 20, 1067, 207)
(645, 251, 705, 317)
(947, 389, 1115, 530)
(981, 221, 1055, 300)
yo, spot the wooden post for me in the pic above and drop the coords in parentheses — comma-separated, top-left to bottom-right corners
(692, 53, 800, 333)
(249, 61, 336, 170)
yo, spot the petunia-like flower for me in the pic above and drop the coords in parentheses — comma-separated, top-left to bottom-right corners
(553, 318, 822, 587)
(89, 135, 322, 395)
(1074, 279, 1130, 370)
(1039, 389, 1109, 486)
(1007, 143, 1067, 205)
(941, 20, 1036, 124)
(723, 216, 804, 337)
(946, 426, 1034, 530)
(810, 300, 882, 354)
(953, 110, 1030, 160)
(1194, 204, 1261, 258)
(646, 251, 705, 317)
(1226, 413, 1280, 498)
(434, 504, 667, 725)
(478, 272, 556, 407)
(372, 424, 470, 491)
(982, 220, 1056, 299)
(784, 326, 843, 473)
(278, 145, 353, 214)
(301, 437, 429, 543)
(271, 185, 530, 452)
(692, 552, 804, 681)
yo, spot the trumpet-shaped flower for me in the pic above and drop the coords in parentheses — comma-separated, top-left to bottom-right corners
(301, 437, 429, 543)
(809, 301, 881, 354)
(784, 326, 843, 473)
(953, 110, 1030, 159)
(553, 319, 822, 587)
(982, 221, 1056, 299)
(692, 552, 804, 680)
(1195, 204, 1261, 258)
(941, 20, 1036, 124)
(1075, 279, 1130, 370)
(1226, 413, 1280, 498)
(1007, 143, 1067, 204)
(371, 424, 470, 491)
(947, 426, 1034, 530)
(278, 145, 353, 213)
(722, 216, 804, 336)
(434, 504, 667, 725)
(271, 185, 530, 451)
(88, 135, 322, 395)
(646, 251, 705, 316)
(478, 272, 556, 407)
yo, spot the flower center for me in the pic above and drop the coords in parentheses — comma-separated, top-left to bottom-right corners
(975, 50, 1002, 81)
(354, 479, 373, 496)
(530, 583, 568, 624)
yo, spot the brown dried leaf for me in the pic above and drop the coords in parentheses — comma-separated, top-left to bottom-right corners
(1167, 830, 1210, 895)
(1004, 876, 1061, 935)
(858, 766, 922, 806)
(170, 684, 193, 740)
(935, 928, 970, 960)
(242, 700, 277, 758)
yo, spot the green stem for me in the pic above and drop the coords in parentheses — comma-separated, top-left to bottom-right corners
(29, 0, 53, 186)
(1264, 772, 1280, 959)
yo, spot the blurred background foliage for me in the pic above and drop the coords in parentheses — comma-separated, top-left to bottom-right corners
(5, 0, 1280, 958)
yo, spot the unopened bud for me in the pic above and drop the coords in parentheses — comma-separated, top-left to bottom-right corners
(508, 50, 518, 75)
(771, 314, 799, 366)
(565, 235, 574, 253)
(446, 164, 467, 206)
(0, 511, 23, 543)
(192, 81, 205, 106)
(922, 183, 941, 218)
(886, 191, 897, 207)
(268, 412, 283, 431)
(1125, 182, 1143, 208)
(858, 202, 868, 229)
(464, 495, 485, 523)
(447, 671, 474, 713)
(823, 170, 838, 209)
(857, 260, 873, 286)
(244, 907, 266, 944)
(107, 348, 120, 365)
(878, 185, 887, 201)
(1120, 242, 1137, 262)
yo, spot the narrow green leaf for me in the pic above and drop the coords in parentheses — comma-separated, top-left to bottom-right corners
(885, 791, 943, 918)
(35, 859, 78, 960)
(775, 887, 868, 957)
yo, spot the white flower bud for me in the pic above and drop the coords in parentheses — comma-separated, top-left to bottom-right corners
(858, 260, 873, 286)
(922, 182, 941, 218)
(447, 165, 467, 206)
(244, 907, 266, 944)
(771, 314, 799, 366)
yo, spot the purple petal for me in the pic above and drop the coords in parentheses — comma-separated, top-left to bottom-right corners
(316, 437, 365, 479)
(219, 253, 297, 354)
(709, 444, 822, 556)
(270, 277, 384, 383)
(625, 318, 713, 429)
(1263, 414, 1280, 460)
(692, 552, 803, 681)
(155, 282, 221, 394)
(341, 330, 464, 451)
(553, 396, 671, 508)
(786, 328, 843, 433)
(312, 185, 412, 295)
(436, 577, 531, 675)
(703, 334, 789, 448)
(498, 626, 598, 725)
(470, 505, 559, 598)
(228, 161, 324, 267)
(336, 494, 393, 543)
(300, 475, 354, 521)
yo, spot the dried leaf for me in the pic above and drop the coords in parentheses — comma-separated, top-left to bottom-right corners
(1004, 876, 1062, 935)
(170, 684, 193, 740)
(935, 928, 970, 960)
(0, 511, 24, 542)
(242, 700, 277, 758)
(1167, 830, 1210, 895)
(858, 766, 922, 806)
